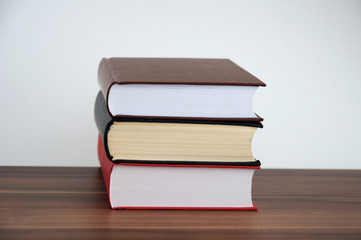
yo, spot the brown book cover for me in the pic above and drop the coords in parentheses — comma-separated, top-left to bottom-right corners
(98, 57, 266, 120)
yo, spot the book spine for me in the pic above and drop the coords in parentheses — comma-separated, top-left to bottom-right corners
(98, 58, 116, 117)
(94, 91, 114, 161)
(97, 134, 114, 207)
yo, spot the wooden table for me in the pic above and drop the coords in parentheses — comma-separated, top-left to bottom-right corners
(0, 167, 360, 239)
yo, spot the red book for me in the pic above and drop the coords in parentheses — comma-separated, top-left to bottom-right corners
(98, 135, 258, 210)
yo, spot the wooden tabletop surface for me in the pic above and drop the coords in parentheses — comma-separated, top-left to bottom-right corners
(0, 167, 360, 239)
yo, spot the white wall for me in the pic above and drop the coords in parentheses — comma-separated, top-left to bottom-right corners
(1, 0, 360, 169)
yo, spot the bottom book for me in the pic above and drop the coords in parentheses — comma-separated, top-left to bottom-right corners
(98, 135, 259, 210)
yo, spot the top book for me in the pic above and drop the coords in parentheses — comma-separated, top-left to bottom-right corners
(98, 58, 266, 120)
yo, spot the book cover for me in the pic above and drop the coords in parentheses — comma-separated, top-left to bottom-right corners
(98, 58, 265, 120)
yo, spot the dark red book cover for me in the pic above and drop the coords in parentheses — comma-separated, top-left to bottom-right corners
(98, 135, 258, 210)
(98, 58, 265, 121)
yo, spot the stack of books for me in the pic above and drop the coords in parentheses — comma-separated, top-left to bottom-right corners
(94, 58, 266, 210)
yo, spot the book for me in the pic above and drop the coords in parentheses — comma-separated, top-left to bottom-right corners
(98, 58, 266, 120)
(95, 91, 262, 166)
(98, 135, 259, 210)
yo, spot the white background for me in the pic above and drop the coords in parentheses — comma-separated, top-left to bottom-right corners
(1, 0, 360, 169)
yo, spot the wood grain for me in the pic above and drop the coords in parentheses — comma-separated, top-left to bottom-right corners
(0, 167, 360, 239)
